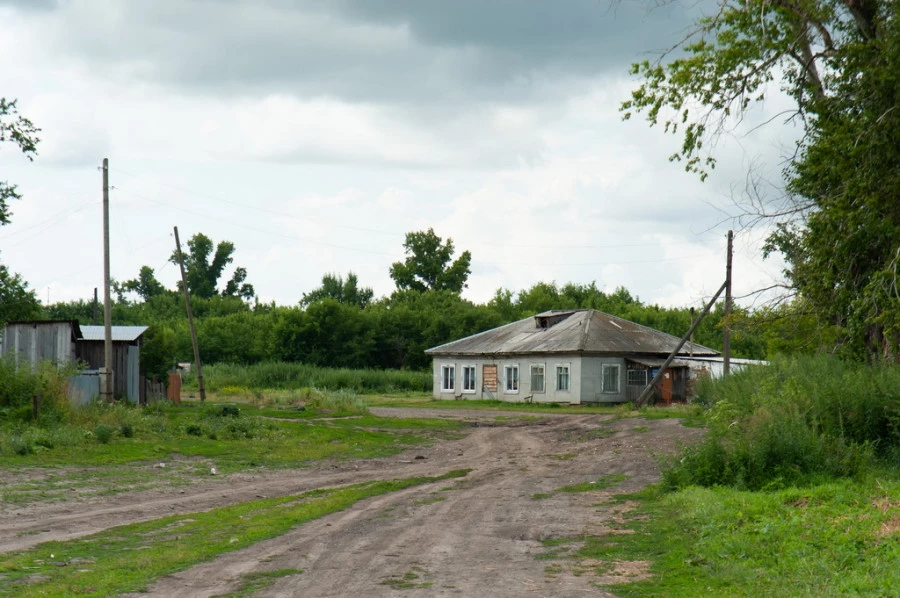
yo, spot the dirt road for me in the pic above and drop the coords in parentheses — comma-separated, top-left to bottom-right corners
(0, 409, 701, 596)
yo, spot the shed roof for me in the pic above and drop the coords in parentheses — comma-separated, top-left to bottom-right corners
(4, 320, 83, 340)
(425, 309, 718, 357)
(79, 325, 149, 342)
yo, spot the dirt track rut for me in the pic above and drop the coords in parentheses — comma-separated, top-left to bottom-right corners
(0, 409, 701, 596)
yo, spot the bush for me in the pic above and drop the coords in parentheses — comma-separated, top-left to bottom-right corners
(94, 424, 115, 444)
(664, 355, 898, 490)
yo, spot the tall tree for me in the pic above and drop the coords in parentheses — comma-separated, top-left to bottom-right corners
(389, 228, 472, 294)
(623, 0, 899, 359)
(0, 257, 41, 327)
(0, 98, 39, 226)
(170, 233, 255, 300)
(122, 266, 167, 301)
(300, 271, 374, 309)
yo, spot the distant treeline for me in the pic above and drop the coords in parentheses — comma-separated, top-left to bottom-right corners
(43, 282, 823, 380)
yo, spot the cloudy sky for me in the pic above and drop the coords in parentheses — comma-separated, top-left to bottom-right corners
(0, 0, 796, 310)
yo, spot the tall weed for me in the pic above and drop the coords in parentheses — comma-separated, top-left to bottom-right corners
(664, 355, 898, 490)
(183, 361, 431, 394)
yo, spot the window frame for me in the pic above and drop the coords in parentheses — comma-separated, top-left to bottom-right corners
(530, 363, 545, 394)
(441, 364, 455, 392)
(462, 365, 477, 393)
(556, 364, 570, 392)
(504, 364, 519, 393)
(626, 368, 648, 386)
(602, 363, 621, 393)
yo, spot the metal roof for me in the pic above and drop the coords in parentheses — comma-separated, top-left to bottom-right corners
(425, 309, 719, 357)
(79, 325, 149, 342)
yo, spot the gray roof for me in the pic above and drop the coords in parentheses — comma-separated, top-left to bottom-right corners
(79, 325, 149, 342)
(425, 310, 719, 357)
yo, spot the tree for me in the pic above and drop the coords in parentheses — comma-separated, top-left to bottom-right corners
(171, 233, 255, 300)
(389, 228, 472, 294)
(624, 0, 900, 359)
(0, 258, 41, 327)
(0, 98, 39, 226)
(122, 266, 167, 301)
(300, 271, 373, 309)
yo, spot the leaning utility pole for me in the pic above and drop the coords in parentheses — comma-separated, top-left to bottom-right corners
(101, 158, 113, 402)
(173, 226, 206, 402)
(634, 281, 728, 408)
(723, 230, 733, 375)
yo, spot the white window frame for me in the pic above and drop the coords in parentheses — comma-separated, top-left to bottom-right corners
(462, 365, 477, 392)
(602, 364, 621, 393)
(556, 364, 570, 392)
(505, 364, 519, 393)
(530, 363, 545, 393)
(441, 364, 455, 392)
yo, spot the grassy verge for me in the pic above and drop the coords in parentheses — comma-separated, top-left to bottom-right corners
(539, 473, 900, 596)
(0, 470, 470, 597)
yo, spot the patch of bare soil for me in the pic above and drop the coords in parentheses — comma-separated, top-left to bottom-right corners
(0, 409, 702, 596)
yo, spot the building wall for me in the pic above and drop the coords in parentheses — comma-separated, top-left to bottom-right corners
(431, 355, 584, 404)
(580, 356, 627, 403)
(0, 321, 76, 365)
(75, 340, 142, 401)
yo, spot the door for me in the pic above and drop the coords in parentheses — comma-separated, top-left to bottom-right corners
(482, 364, 497, 398)
(660, 369, 674, 403)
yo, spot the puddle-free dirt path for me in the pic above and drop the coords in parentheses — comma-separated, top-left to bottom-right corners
(0, 409, 701, 596)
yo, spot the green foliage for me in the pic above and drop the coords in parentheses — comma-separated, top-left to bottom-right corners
(663, 355, 900, 490)
(0, 97, 40, 225)
(0, 258, 42, 327)
(171, 232, 254, 300)
(189, 361, 431, 394)
(93, 423, 114, 444)
(0, 357, 77, 424)
(575, 477, 900, 597)
(624, 0, 900, 358)
(389, 228, 472, 294)
(300, 271, 373, 309)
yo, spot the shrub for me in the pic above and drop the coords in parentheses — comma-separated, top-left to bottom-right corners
(94, 424, 115, 444)
(664, 355, 897, 490)
(120, 422, 135, 438)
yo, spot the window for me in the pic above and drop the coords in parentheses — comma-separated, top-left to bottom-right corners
(556, 365, 570, 391)
(441, 365, 455, 392)
(462, 365, 476, 392)
(627, 368, 648, 386)
(505, 365, 519, 392)
(530, 364, 545, 393)
(602, 364, 620, 393)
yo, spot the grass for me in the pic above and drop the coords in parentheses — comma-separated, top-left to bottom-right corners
(215, 568, 303, 597)
(536, 473, 900, 596)
(557, 474, 629, 493)
(0, 395, 467, 506)
(0, 470, 469, 597)
(379, 567, 434, 590)
(183, 361, 432, 394)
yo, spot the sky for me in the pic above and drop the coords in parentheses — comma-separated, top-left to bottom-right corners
(0, 0, 797, 311)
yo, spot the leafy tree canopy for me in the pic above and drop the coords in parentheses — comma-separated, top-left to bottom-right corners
(300, 271, 373, 309)
(122, 266, 168, 302)
(170, 233, 255, 301)
(389, 228, 472, 294)
(0, 98, 39, 226)
(624, 0, 899, 359)
(0, 256, 41, 327)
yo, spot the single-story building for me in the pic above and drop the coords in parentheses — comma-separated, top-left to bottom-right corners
(425, 309, 724, 404)
(1, 320, 149, 404)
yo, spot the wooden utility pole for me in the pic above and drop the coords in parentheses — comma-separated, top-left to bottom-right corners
(101, 158, 113, 402)
(723, 230, 733, 375)
(92, 287, 98, 325)
(634, 281, 728, 408)
(174, 226, 206, 402)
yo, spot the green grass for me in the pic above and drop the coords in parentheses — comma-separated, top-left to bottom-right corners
(215, 568, 303, 597)
(541, 473, 900, 596)
(0, 470, 469, 597)
(183, 361, 432, 394)
(557, 474, 629, 493)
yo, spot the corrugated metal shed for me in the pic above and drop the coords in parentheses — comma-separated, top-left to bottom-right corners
(0, 320, 82, 364)
(425, 309, 719, 357)
(79, 325, 149, 342)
